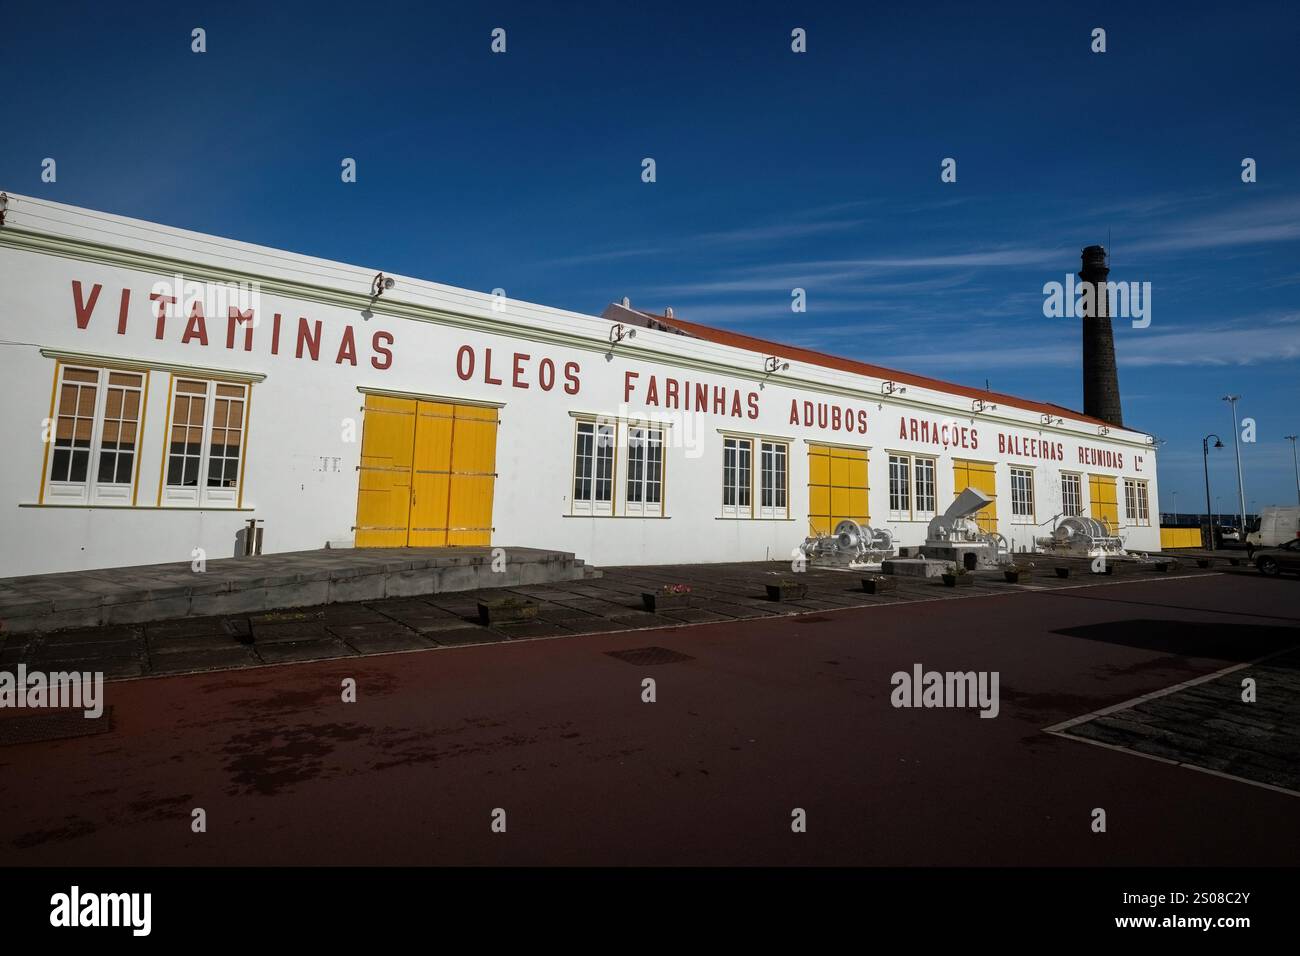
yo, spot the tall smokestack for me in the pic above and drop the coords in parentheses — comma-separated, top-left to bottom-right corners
(1079, 245, 1124, 427)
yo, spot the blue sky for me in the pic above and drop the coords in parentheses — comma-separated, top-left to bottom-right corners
(3, 0, 1298, 515)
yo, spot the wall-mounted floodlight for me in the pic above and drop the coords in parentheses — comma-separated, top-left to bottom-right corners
(371, 272, 395, 298)
(608, 323, 637, 345)
(972, 399, 998, 414)
(881, 381, 906, 396)
(1040, 413, 1063, 426)
(1098, 425, 1111, 436)
(764, 356, 790, 375)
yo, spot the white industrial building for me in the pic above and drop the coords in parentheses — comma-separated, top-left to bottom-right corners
(0, 193, 1161, 578)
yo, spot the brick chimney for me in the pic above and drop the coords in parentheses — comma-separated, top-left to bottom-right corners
(1079, 245, 1124, 426)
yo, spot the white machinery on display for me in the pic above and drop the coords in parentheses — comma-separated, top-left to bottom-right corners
(799, 519, 896, 568)
(919, 487, 1009, 569)
(1034, 515, 1129, 560)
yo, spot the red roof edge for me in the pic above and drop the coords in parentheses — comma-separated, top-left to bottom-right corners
(601, 303, 1128, 432)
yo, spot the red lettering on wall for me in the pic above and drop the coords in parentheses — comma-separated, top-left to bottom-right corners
(513, 353, 531, 389)
(72, 281, 102, 329)
(335, 326, 358, 366)
(181, 302, 209, 346)
(370, 331, 393, 369)
(456, 345, 474, 380)
(563, 361, 581, 395)
(117, 289, 131, 335)
(296, 318, 322, 360)
(539, 357, 555, 391)
(483, 348, 503, 385)
(150, 292, 175, 339)
(227, 308, 254, 351)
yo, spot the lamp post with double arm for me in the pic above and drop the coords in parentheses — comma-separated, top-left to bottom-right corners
(1203, 434, 1224, 550)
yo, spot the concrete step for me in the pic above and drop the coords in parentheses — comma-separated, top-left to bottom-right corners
(0, 547, 600, 636)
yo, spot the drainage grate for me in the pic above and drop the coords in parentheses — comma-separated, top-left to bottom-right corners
(605, 646, 695, 666)
(0, 707, 114, 747)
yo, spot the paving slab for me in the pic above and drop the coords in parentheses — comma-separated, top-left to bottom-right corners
(255, 639, 355, 664)
(149, 646, 261, 675)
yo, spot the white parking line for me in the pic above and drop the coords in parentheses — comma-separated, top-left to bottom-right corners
(1043, 642, 1300, 799)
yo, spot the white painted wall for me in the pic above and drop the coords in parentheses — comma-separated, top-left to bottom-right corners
(0, 195, 1161, 576)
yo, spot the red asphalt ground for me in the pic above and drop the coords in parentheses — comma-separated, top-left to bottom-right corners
(1, 572, 1297, 866)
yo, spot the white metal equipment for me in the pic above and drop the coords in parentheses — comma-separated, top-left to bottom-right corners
(799, 519, 896, 567)
(1035, 515, 1126, 559)
(920, 487, 1009, 568)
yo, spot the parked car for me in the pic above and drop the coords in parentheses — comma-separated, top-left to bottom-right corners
(1254, 539, 1300, 577)
(1246, 506, 1300, 552)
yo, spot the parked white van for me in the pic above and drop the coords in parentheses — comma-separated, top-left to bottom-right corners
(1246, 506, 1300, 549)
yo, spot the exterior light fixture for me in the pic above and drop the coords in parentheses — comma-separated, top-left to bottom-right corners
(764, 356, 790, 375)
(1040, 413, 1062, 426)
(0, 193, 8, 227)
(1202, 434, 1225, 550)
(608, 323, 636, 345)
(1284, 435, 1299, 507)
(1098, 425, 1110, 436)
(371, 272, 395, 298)
(972, 399, 997, 414)
(881, 381, 905, 396)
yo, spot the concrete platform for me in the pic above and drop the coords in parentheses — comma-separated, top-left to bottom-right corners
(0, 547, 597, 636)
(0, 558, 1233, 682)
(880, 558, 948, 578)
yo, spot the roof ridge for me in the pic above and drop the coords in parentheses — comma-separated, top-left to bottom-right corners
(620, 306, 1120, 430)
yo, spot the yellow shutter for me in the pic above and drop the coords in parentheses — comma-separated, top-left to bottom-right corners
(1089, 474, 1119, 532)
(808, 443, 868, 535)
(953, 459, 997, 534)
(446, 404, 498, 545)
(355, 396, 498, 548)
(407, 401, 455, 546)
(354, 395, 416, 547)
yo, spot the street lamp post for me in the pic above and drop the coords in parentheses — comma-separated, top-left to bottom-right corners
(1286, 435, 1300, 507)
(1222, 395, 1248, 537)
(1203, 434, 1224, 550)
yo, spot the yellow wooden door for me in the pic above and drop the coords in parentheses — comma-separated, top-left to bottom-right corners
(354, 395, 417, 547)
(952, 459, 998, 534)
(1088, 474, 1119, 532)
(446, 404, 498, 545)
(408, 401, 455, 546)
(808, 443, 868, 535)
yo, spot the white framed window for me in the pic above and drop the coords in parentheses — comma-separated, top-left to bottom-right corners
(625, 425, 664, 517)
(572, 419, 615, 515)
(914, 457, 937, 517)
(888, 454, 911, 518)
(759, 441, 789, 518)
(722, 436, 753, 517)
(1124, 478, 1150, 526)
(162, 377, 249, 507)
(887, 453, 936, 520)
(43, 365, 147, 506)
(1061, 473, 1083, 516)
(1010, 466, 1035, 522)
